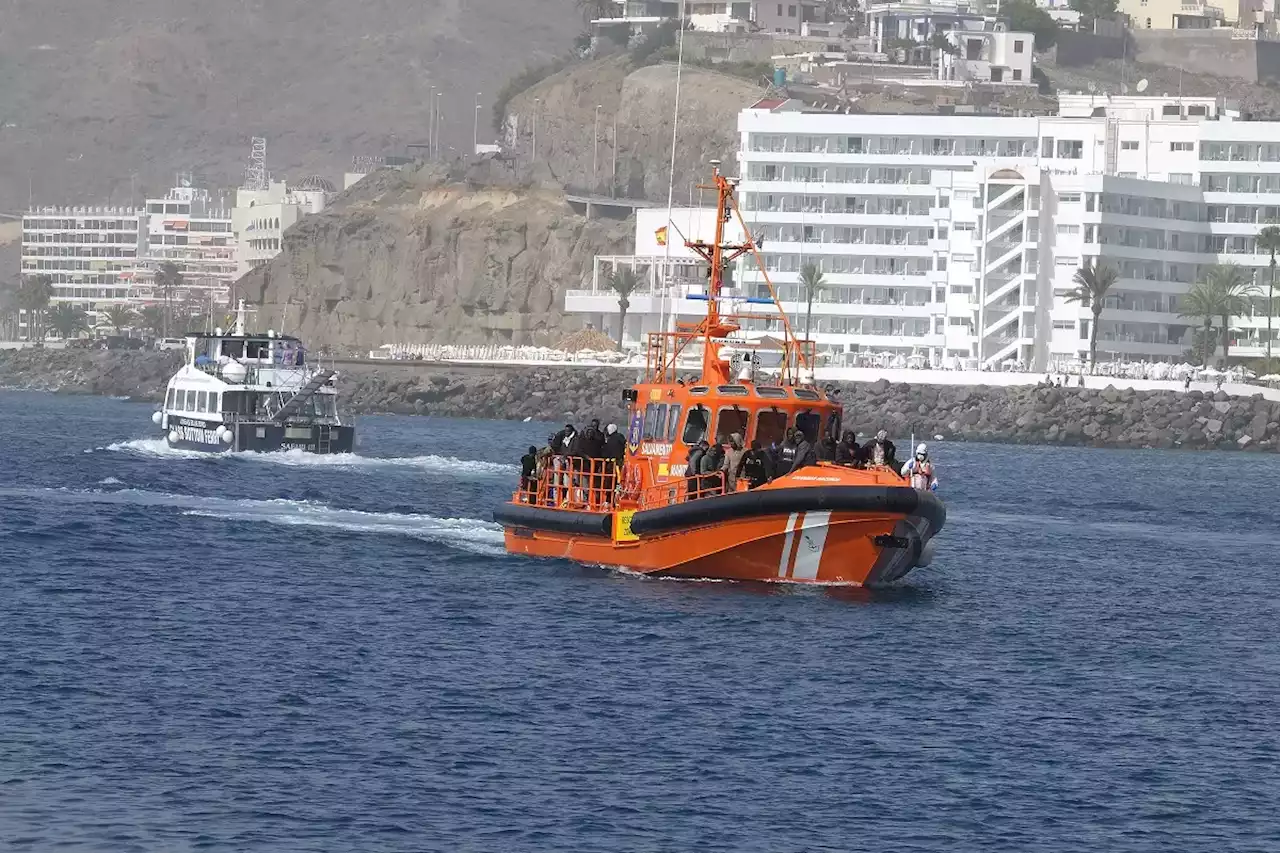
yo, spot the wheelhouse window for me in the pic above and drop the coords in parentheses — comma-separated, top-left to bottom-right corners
(666, 405, 682, 442)
(796, 410, 821, 442)
(166, 388, 176, 409)
(221, 339, 245, 359)
(715, 407, 750, 444)
(756, 386, 788, 399)
(756, 409, 788, 447)
(682, 406, 710, 445)
(642, 403, 667, 441)
(185, 390, 197, 411)
(197, 391, 208, 412)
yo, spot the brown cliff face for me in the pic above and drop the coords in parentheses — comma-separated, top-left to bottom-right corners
(506, 58, 766, 202)
(237, 163, 632, 351)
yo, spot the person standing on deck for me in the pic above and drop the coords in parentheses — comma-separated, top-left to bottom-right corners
(722, 433, 747, 492)
(901, 443, 938, 492)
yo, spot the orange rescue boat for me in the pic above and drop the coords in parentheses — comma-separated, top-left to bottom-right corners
(494, 163, 945, 586)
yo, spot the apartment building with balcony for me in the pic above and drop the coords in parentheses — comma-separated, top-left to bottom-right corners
(232, 178, 333, 278)
(129, 183, 237, 308)
(20, 206, 145, 305)
(722, 93, 1280, 369)
(1117, 0, 1226, 29)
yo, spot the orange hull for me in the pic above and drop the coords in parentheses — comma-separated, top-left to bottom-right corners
(497, 467, 945, 586)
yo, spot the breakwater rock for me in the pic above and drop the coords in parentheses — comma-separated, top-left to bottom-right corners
(3, 351, 1278, 452)
(0, 348, 182, 400)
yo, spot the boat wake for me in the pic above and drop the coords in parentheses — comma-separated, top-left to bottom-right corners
(0, 486, 506, 556)
(94, 438, 514, 475)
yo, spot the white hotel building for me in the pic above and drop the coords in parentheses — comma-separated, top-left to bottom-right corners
(569, 94, 1280, 369)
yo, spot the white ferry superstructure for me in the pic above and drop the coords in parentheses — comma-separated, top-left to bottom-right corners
(151, 302, 354, 453)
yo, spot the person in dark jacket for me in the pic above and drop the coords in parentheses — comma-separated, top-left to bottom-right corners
(858, 430, 897, 469)
(742, 439, 774, 489)
(553, 424, 577, 456)
(580, 419, 606, 460)
(775, 428, 798, 478)
(686, 440, 708, 501)
(602, 423, 626, 504)
(835, 430, 860, 466)
(602, 423, 626, 465)
(520, 446, 538, 502)
(700, 440, 726, 495)
(793, 431, 815, 472)
(817, 434, 837, 462)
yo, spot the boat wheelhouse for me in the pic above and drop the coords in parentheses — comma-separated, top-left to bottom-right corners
(151, 302, 354, 454)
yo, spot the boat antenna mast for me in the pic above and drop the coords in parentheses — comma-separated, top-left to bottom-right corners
(681, 161, 809, 383)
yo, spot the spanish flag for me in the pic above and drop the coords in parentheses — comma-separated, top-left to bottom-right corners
(654, 225, 668, 246)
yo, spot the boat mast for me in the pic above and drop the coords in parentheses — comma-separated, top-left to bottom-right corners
(232, 299, 247, 336)
(658, 12, 686, 337)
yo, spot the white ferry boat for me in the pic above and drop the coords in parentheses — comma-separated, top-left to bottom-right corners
(150, 302, 354, 453)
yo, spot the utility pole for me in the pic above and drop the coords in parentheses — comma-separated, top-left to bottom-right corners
(533, 97, 540, 164)
(593, 104, 602, 193)
(434, 92, 443, 159)
(611, 110, 619, 198)
(474, 92, 482, 153)
(428, 85, 435, 159)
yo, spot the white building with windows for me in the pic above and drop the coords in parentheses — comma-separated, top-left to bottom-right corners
(232, 178, 333, 278)
(20, 206, 145, 306)
(570, 94, 1280, 369)
(131, 182, 237, 310)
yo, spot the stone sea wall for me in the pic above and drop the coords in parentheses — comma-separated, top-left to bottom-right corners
(3, 350, 1278, 452)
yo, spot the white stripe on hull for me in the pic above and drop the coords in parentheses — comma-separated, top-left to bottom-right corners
(778, 512, 800, 578)
(790, 511, 831, 581)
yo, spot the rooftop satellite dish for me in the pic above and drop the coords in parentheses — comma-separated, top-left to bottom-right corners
(1136, 78, 1149, 93)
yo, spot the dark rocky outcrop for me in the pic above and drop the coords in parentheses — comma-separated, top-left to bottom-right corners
(4, 350, 1278, 452)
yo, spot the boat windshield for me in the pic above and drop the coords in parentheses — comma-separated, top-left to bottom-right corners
(682, 406, 710, 444)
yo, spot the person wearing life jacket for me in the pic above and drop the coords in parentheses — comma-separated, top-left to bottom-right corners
(901, 443, 938, 492)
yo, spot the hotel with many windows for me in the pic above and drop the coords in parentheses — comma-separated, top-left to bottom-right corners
(570, 94, 1280, 369)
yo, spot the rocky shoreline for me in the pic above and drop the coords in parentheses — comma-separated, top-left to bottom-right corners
(2, 349, 1277, 452)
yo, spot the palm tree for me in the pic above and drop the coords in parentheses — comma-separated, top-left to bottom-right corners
(606, 264, 640, 348)
(1257, 224, 1280, 369)
(1203, 263, 1256, 365)
(46, 303, 89, 340)
(153, 262, 183, 338)
(1063, 261, 1119, 373)
(799, 262, 826, 342)
(1179, 279, 1223, 366)
(102, 304, 137, 336)
(575, 0, 615, 21)
(16, 274, 53, 341)
(138, 305, 166, 339)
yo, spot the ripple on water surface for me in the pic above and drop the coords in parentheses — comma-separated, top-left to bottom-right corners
(1, 392, 1279, 852)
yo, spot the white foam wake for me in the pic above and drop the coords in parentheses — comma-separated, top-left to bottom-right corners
(95, 438, 514, 475)
(0, 486, 506, 556)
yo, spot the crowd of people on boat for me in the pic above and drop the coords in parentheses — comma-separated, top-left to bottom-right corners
(519, 420, 938, 508)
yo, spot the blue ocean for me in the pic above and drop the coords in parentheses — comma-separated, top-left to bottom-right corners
(1, 391, 1278, 851)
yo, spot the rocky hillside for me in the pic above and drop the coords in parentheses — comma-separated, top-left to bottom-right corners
(236, 160, 631, 351)
(0, 0, 579, 212)
(504, 56, 766, 201)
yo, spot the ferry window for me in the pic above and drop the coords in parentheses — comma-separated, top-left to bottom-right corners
(211, 393, 221, 413)
(793, 388, 820, 401)
(688, 386, 709, 396)
(166, 388, 176, 409)
(197, 391, 208, 412)
(245, 340, 267, 359)
(642, 403, 667, 440)
(755, 386, 788, 399)
(756, 409, 788, 447)
(222, 339, 245, 359)
(666, 405, 682, 442)
(185, 390, 197, 411)
(717, 385, 750, 396)
(796, 411, 820, 443)
(716, 407, 750, 444)
(682, 406, 710, 444)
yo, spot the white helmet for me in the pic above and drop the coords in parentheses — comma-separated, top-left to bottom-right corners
(915, 443, 928, 457)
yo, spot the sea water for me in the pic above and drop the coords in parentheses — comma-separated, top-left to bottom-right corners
(1, 391, 1278, 851)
